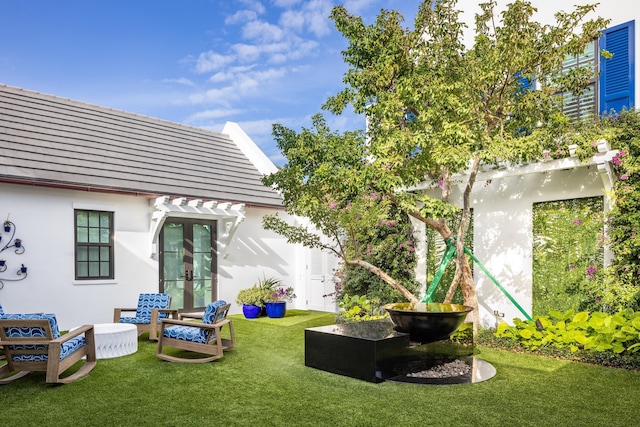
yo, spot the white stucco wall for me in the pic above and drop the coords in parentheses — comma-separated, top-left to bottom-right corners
(218, 206, 304, 314)
(0, 183, 301, 330)
(451, 163, 607, 327)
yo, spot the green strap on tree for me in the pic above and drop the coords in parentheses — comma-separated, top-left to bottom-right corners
(421, 238, 533, 322)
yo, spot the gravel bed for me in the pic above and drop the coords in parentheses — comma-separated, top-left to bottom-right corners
(400, 358, 471, 378)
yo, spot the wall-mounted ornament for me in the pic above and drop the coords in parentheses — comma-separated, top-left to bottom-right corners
(0, 218, 28, 290)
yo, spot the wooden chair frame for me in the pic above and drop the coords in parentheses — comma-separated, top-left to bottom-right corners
(113, 294, 177, 341)
(0, 319, 96, 384)
(156, 307, 235, 363)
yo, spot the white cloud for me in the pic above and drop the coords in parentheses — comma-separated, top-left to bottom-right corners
(190, 66, 287, 105)
(342, 0, 372, 15)
(268, 53, 288, 64)
(273, 0, 300, 7)
(279, 10, 305, 32)
(301, 0, 333, 37)
(242, 20, 285, 43)
(162, 77, 195, 86)
(251, 67, 287, 80)
(238, 0, 266, 14)
(232, 43, 262, 62)
(225, 9, 258, 25)
(185, 108, 245, 122)
(195, 51, 235, 73)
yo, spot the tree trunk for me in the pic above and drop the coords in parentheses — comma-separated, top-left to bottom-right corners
(345, 258, 419, 303)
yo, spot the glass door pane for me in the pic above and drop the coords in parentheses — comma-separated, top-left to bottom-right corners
(162, 222, 185, 309)
(160, 219, 217, 311)
(192, 223, 213, 307)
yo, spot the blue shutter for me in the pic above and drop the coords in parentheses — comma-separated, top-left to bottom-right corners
(599, 20, 635, 114)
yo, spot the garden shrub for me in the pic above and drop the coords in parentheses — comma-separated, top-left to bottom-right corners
(335, 294, 388, 323)
(334, 208, 420, 304)
(494, 309, 640, 355)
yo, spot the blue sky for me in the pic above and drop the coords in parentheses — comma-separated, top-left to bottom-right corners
(0, 0, 420, 165)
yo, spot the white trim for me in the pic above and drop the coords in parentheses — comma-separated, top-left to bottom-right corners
(408, 140, 619, 192)
(222, 121, 278, 176)
(149, 196, 246, 258)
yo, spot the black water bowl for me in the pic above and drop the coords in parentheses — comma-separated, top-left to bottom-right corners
(383, 302, 473, 343)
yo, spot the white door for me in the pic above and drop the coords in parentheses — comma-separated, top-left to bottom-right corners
(306, 247, 338, 313)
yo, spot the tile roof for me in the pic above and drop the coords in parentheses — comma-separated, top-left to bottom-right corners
(0, 84, 282, 207)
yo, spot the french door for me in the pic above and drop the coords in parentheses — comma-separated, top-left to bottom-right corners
(159, 218, 217, 311)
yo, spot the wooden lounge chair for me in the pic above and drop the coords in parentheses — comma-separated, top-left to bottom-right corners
(0, 313, 96, 384)
(156, 300, 235, 363)
(113, 293, 177, 340)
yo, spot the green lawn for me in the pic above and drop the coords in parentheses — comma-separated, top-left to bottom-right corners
(2, 311, 639, 426)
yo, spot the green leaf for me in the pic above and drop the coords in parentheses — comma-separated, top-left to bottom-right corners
(572, 311, 589, 324)
(519, 329, 534, 339)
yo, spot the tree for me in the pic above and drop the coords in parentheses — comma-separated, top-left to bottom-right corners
(263, 0, 609, 325)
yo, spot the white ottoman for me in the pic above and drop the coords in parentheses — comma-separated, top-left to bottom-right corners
(92, 323, 138, 359)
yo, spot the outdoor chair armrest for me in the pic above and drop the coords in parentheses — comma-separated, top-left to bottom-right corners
(113, 307, 137, 322)
(53, 324, 94, 343)
(156, 308, 178, 318)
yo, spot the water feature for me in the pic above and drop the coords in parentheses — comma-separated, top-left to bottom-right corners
(383, 302, 474, 343)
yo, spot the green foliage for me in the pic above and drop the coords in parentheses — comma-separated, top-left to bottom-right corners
(601, 111, 640, 310)
(235, 285, 271, 308)
(336, 294, 388, 322)
(334, 207, 420, 304)
(495, 309, 640, 355)
(549, 110, 640, 311)
(532, 198, 604, 315)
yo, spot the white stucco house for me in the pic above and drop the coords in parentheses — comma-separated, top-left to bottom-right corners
(0, 84, 337, 330)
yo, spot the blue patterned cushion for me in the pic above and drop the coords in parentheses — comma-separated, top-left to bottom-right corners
(0, 302, 4, 314)
(163, 300, 227, 343)
(119, 293, 171, 323)
(0, 313, 85, 361)
(162, 325, 208, 344)
(119, 316, 152, 325)
(11, 336, 86, 362)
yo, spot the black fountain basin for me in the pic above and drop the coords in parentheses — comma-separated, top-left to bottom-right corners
(383, 302, 473, 343)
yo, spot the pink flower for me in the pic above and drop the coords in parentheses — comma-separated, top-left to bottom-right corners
(620, 174, 628, 180)
(573, 219, 582, 226)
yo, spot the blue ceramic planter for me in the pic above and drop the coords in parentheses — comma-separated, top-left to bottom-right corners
(265, 301, 286, 318)
(242, 304, 262, 319)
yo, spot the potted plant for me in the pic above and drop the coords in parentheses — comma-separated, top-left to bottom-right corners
(3, 220, 11, 232)
(264, 285, 296, 318)
(235, 285, 271, 319)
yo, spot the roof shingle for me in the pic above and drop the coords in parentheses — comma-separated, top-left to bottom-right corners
(0, 84, 282, 207)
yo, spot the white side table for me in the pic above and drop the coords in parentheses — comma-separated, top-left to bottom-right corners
(92, 323, 138, 359)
